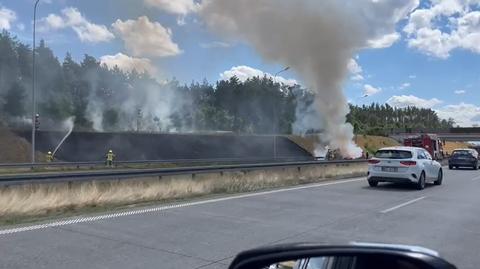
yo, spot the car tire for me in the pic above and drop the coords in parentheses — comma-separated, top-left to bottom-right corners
(434, 169, 443, 186)
(449, 165, 454, 170)
(416, 172, 426, 190)
(475, 163, 479, 170)
(368, 180, 378, 187)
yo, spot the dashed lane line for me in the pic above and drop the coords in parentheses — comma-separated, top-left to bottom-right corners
(380, 196, 427, 214)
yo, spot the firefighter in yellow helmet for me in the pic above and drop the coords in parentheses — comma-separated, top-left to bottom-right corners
(46, 151, 54, 162)
(105, 149, 116, 167)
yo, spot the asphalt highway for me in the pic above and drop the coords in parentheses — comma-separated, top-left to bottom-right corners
(0, 168, 479, 269)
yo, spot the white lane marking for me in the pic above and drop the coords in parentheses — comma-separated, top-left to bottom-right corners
(0, 177, 364, 236)
(380, 196, 427, 214)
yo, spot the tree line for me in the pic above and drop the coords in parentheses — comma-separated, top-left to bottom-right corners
(347, 103, 455, 136)
(0, 30, 453, 135)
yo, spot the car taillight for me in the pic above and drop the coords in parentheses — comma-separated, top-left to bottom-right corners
(368, 159, 380, 164)
(400, 161, 417, 166)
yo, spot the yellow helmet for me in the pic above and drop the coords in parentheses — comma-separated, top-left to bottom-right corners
(109, 150, 113, 153)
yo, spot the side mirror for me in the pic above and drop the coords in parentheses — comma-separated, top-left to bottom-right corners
(229, 243, 456, 269)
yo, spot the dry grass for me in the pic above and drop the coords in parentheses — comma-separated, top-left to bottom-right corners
(288, 134, 400, 156)
(354, 135, 400, 155)
(0, 128, 45, 163)
(443, 141, 472, 155)
(0, 163, 367, 222)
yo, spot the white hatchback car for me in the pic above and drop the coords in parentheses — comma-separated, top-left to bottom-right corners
(367, 146, 443, 190)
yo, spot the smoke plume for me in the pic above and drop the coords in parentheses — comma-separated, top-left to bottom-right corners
(200, 0, 418, 158)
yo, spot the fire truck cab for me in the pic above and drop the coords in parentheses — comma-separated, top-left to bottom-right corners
(403, 134, 444, 160)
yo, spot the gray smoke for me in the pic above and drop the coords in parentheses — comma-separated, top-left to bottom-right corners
(86, 78, 179, 132)
(200, 0, 418, 158)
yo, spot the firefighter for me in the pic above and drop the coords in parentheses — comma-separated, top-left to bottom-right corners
(327, 149, 335, 160)
(46, 151, 54, 162)
(106, 149, 116, 167)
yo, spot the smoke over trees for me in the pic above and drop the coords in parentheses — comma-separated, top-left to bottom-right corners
(199, 0, 419, 157)
(0, 30, 302, 134)
(0, 30, 451, 136)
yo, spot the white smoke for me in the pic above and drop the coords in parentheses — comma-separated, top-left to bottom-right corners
(116, 82, 178, 132)
(85, 79, 181, 132)
(199, 0, 418, 158)
(314, 145, 329, 159)
(61, 116, 75, 132)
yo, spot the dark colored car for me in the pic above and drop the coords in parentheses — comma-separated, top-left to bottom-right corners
(448, 150, 479, 170)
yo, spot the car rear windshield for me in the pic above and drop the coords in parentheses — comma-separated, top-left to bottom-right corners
(452, 150, 473, 156)
(375, 150, 412, 159)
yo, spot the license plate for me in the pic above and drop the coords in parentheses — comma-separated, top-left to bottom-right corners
(382, 167, 398, 172)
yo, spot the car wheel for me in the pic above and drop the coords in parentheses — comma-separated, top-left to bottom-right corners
(475, 163, 479, 170)
(368, 180, 378, 187)
(434, 169, 443, 186)
(449, 165, 453, 170)
(416, 172, 426, 190)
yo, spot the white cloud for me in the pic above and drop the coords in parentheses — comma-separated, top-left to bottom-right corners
(220, 65, 298, 86)
(404, 2, 480, 58)
(17, 23, 25, 31)
(144, 0, 198, 15)
(361, 0, 419, 49)
(0, 6, 16, 30)
(100, 53, 156, 75)
(347, 58, 364, 81)
(387, 95, 443, 108)
(200, 41, 231, 49)
(112, 16, 181, 58)
(176, 17, 187, 26)
(351, 74, 365, 81)
(43, 14, 64, 29)
(39, 7, 114, 43)
(435, 103, 480, 126)
(454, 89, 466, 94)
(409, 74, 417, 79)
(347, 58, 362, 74)
(367, 32, 401, 48)
(363, 84, 382, 96)
(399, 82, 411, 90)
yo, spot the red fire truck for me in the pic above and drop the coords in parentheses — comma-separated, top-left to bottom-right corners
(403, 134, 444, 160)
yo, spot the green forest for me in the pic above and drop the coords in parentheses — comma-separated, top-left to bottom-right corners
(0, 30, 454, 135)
(348, 104, 455, 136)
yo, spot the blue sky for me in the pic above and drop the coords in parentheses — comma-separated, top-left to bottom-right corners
(2, 0, 480, 126)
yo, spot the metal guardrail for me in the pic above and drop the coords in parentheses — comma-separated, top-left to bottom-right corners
(0, 159, 367, 185)
(0, 157, 315, 169)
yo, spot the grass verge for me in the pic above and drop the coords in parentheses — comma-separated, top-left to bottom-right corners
(0, 166, 366, 227)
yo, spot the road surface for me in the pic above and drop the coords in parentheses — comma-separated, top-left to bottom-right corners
(0, 168, 479, 269)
